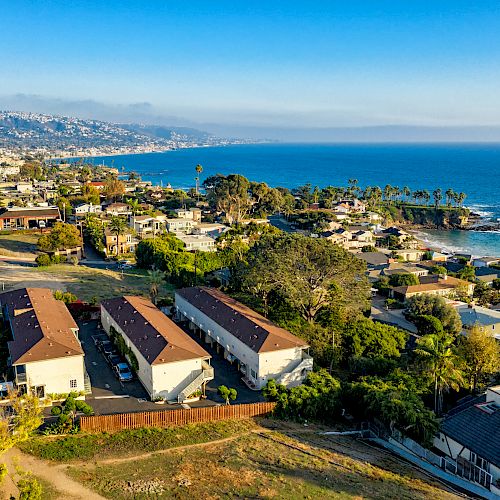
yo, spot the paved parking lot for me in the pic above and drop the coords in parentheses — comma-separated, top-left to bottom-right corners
(79, 319, 262, 415)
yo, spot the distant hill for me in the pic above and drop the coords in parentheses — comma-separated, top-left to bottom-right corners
(0, 111, 220, 154)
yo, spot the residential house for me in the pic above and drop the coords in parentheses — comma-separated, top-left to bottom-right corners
(191, 223, 228, 239)
(332, 198, 366, 214)
(104, 229, 138, 256)
(0, 288, 86, 397)
(348, 230, 374, 250)
(174, 207, 202, 223)
(175, 234, 216, 252)
(0, 165, 20, 179)
(74, 203, 102, 216)
(381, 263, 429, 279)
(100, 296, 213, 402)
(434, 386, 500, 495)
(393, 249, 426, 262)
(455, 304, 500, 340)
(357, 251, 390, 270)
(473, 257, 500, 268)
(104, 202, 132, 216)
(175, 287, 313, 389)
(475, 267, 500, 285)
(165, 218, 197, 233)
(390, 275, 475, 301)
(88, 181, 106, 190)
(0, 206, 61, 230)
(130, 215, 166, 239)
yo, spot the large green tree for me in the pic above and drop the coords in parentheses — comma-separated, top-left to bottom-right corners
(236, 234, 370, 322)
(37, 222, 81, 251)
(406, 294, 462, 334)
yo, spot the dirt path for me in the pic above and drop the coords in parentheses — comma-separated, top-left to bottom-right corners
(2, 448, 105, 500)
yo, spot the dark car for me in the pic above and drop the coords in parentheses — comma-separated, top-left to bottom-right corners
(92, 333, 108, 346)
(107, 354, 123, 367)
(113, 362, 133, 382)
(99, 340, 117, 357)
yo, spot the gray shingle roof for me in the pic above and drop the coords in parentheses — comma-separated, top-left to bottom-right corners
(440, 404, 500, 467)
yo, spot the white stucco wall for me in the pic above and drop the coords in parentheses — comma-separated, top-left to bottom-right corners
(23, 355, 85, 395)
(101, 305, 206, 400)
(175, 293, 307, 389)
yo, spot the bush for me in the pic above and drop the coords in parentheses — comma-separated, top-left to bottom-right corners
(17, 476, 43, 500)
(53, 290, 78, 304)
(51, 254, 65, 264)
(50, 406, 62, 416)
(35, 254, 52, 267)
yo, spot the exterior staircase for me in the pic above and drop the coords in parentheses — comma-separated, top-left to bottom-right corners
(276, 352, 313, 387)
(83, 371, 92, 395)
(177, 360, 214, 403)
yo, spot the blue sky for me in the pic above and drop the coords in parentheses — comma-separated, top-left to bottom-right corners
(1, 1, 500, 135)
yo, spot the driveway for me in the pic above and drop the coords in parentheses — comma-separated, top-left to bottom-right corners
(370, 295, 419, 335)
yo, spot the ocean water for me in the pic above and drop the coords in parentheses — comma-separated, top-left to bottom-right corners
(85, 143, 500, 257)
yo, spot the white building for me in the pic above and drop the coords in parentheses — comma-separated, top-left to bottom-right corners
(165, 218, 197, 233)
(175, 287, 313, 390)
(100, 296, 213, 402)
(74, 203, 102, 215)
(434, 386, 500, 495)
(174, 207, 202, 222)
(0, 288, 86, 398)
(191, 223, 228, 239)
(175, 234, 216, 252)
(130, 215, 166, 238)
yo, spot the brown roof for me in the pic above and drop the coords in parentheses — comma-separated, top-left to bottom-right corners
(176, 287, 308, 353)
(393, 276, 473, 296)
(101, 296, 210, 365)
(0, 207, 60, 219)
(0, 288, 82, 365)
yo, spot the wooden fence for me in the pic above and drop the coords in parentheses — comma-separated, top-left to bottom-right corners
(80, 401, 276, 433)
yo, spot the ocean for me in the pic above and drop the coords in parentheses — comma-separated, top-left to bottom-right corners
(84, 143, 500, 257)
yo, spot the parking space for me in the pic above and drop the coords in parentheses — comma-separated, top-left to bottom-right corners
(79, 320, 180, 414)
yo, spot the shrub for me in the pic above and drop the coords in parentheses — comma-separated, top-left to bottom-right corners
(70, 256, 79, 266)
(35, 254, 52, 267)
(50, 254, 65, 264)
(50, 406, 62, 416)
(17, 476, 43, 500)
(53, 290, 78, 304)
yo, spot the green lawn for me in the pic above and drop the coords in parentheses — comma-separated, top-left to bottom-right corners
(33, 264, 175, 302)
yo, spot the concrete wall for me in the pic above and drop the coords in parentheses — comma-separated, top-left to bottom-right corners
(24, 355, 85, 395)
(175, 293, 307, 389)
(101, 306, 205, 400)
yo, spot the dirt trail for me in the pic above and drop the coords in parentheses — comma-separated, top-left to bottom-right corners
(2, 448, 105, 500)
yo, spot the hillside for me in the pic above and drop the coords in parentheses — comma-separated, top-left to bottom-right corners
(0, 111, 223, 156)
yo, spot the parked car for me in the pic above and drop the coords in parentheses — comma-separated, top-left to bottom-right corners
(107, 353, 123, 367)
(99, 340, 117, 357)
(92, 333, 108, 346)
(113, 362, 133, 382)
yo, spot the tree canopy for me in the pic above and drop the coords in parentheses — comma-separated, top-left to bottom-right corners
(406, 294, 462, 334)
(37, 222, 81, 251)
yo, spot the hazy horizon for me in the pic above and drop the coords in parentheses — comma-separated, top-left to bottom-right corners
(2, 2, 500, 141)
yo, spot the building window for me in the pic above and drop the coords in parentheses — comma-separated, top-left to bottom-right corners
(250, 369, 257, 379)
(70, 379, 78, 389)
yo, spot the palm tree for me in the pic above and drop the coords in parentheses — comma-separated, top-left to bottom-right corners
(445, 188, 454, 208)
(127, 198, 141, 215)
(383, 184, 392, 203)
(457, 192, 467, 207)
(108, 216, 128, 257)
(147, 268, 165, 304)
(415, 334, 464, 415)
(432, 188, 442, 209)
(402, 186, 411, 203)
(195, 164, 203, 196)
(422, 190, 431, 206)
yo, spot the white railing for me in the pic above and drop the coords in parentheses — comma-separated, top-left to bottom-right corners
(177, 361, 214, 403)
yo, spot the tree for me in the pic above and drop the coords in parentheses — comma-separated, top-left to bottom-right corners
(37, 222, 81, 251)
(81, 184, 100, 205)
(104, 177, 125, 201)
(432, 188, 442, 209)
(108, 216, 128, 256)
(414, 333, 464, 414)
(389, 273, 419, 287)
(430, 265, 447, 275)
(457, 325, 500, 393)
(342, 318, 407, 361)
(0, 391, 42, 464)
(414, 315, 444, 336)
(457, 265, 475, 282)
(147, 268, 165, 304)
(195, 164, 203, 196)
(406, 294, 462, 334)
(218, 385, 237, 405)
(127, 197, 141, 215)
(203, 174, 251, 224)
(236, 234, 370, 322)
